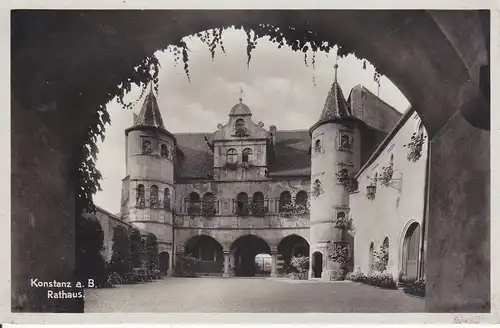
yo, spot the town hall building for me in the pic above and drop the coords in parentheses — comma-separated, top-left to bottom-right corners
(96, 65, 428, 283)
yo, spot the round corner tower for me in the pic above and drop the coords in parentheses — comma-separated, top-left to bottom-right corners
(309, 64, 360, 281)
(121, 88, 176, 272)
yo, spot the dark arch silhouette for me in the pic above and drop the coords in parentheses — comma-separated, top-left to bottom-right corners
(184, 235, 224, 275)
(312, 251, 323, 278)
(277, 234, 310, 274)
(230, 235, 271, 277)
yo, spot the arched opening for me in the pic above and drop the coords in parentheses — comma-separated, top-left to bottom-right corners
(235, 118, 245, 129)
(383, 237, 390, 265)
(402, 222, 421, 283)
(187, 191, 201, 215)
(279, 191, 292, 211)
(163, 188, 171, 210)
(295, 190, 308, 207)
(184, 235, 223, 275)
(312, 251, 323, 278)
(235, 192, 249, 216)
(150, 185, 159, 208)
(136, 184, 145, 208)
(226, 148, 238, 164)
(159, 251, 170, 275)
(278, 235, 310, 275)
(369, 242, 374, 275)
(202, 192, 217, 216)
(251, 191, 267, 216)
(230, 235, 271, 277)
(242, 148, 253, 163)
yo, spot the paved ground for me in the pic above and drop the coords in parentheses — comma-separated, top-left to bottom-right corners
(84, 277, 424, 313)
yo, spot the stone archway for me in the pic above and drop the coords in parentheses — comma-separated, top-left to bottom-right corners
(184, 235, 224, 275)
(230, 235, 271, 277)
(278, 234, 310, 274)
(11, 10, 490, 312)
(312, 251, 323, 278)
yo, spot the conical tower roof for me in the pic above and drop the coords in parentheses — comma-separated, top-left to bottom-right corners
(310, 64, 352, 134)
(132, 87, 165, 129)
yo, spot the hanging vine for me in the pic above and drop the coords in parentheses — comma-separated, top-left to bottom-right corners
(77, 23, 383, 216)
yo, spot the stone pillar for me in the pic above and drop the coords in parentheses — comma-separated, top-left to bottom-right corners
(223, 251, 230, 277)
(270, 249, 278, 278)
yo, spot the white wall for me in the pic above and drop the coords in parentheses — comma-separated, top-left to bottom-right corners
(350, 110, 428, 280)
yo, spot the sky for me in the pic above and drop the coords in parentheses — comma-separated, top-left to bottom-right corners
(94, 28, 410, 214)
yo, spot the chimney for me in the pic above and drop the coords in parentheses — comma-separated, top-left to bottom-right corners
(133, 113, 138, 124)
(269, 125, 277, 146)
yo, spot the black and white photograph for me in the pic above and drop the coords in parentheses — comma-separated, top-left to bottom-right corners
(8, 6, 494, 321)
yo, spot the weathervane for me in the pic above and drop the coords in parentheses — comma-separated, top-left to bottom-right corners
(239, 87, 244, 102)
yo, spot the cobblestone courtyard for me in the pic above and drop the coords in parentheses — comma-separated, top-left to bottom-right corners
(84, 277, 424, 313)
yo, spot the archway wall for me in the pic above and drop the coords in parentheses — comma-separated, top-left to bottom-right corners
(11, 10, 489, 312)
(175, 227, 309, 252)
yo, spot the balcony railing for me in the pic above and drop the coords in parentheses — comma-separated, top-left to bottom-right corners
(232, 199, 270, 217)
(184, 200, 219, 217)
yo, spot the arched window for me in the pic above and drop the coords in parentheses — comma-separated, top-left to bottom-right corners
(251, 192, 266, 216)
(163, 188, 171, 210)
(340, 134, 350, 149)
(383, 237, 390, 265)
(160, 144, 169, 158)
(137, 184, 145, 208)
(202, 192, 216, 216)
(187, 192, 201, 215)
(226, 149, 238, 164)
(295, 190, 308, 207)
(369, 242, 374, 274)
(242, 148, 253, 163)
(150, 185, 159, 207)
(390, 153, 394, 164)
(236, 192, 249, 216)
(279, 191, 292, 211)
(314, 139, 321, 153)
(337, 211, 346, 220)
(142, 140, 152, 155)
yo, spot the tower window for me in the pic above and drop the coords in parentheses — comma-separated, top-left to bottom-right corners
(137, 184, 145, 208)
(150, 185, 159, 208)
(187, 192, 201, 215)
(340, 134, 351, 150)
(314, 139, 321, 154)
(142, 140, 152, 155)
(160, 144, 169, 158)
(226, 148, 238, 164)
(242, 148, 253, 163)
(163, 188, 171, 210)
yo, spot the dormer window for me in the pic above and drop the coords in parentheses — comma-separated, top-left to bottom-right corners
(160, 144, 169, 158)
(142, 140, 152, 155)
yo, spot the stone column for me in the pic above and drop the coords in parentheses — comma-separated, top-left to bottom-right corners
(223, 251, 230, 277)
(270, 249, 278, 278)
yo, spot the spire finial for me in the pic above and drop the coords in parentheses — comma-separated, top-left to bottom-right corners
(149, 81, 153, 94)
(334, 56, 339, 83)
(239, 87, 244, 103)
